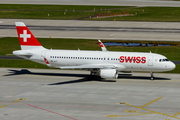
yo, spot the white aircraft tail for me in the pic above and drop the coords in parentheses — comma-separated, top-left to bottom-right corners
(15, 22, 45, 50)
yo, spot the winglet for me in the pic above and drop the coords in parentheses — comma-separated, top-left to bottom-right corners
(98, 39, 108, 51)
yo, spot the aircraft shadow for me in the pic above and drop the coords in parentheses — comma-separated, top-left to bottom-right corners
(48, 77, 116, 85)
(4, 69, 171, 85)
(119, 74, 171, 80)
(4, 69, 116, 85)
(4, 69, 86, 77)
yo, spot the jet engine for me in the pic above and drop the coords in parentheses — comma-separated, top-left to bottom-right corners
(99, 69, 118, 79)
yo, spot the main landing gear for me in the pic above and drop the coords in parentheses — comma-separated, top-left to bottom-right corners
(87, 71, 94, 80)
(150, 71, 154, 80)
(87, 71, 100, 80)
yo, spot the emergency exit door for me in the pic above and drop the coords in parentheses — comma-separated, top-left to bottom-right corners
(148, 56, 153, 66)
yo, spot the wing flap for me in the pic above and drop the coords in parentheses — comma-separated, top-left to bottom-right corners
(60, 64, 126, 70)
(60, 64, 104, 69)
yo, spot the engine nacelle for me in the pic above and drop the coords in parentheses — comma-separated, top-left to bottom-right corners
(99, 69, 118, 79)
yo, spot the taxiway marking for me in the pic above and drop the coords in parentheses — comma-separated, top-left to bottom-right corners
(106, 112, 155, 117)
(107, 97, 180, 119)
(124, 110, 138, 113)
(0, 105, 8, 108)
(12, 98, 29, 103)
(140, 97, 163, 108)
(27, 104, 78, 120)
(125, 102, 180, 119)
(116, 102, 128, 104)
(0, 98, 28, 109)
(173, 112, 180, 117)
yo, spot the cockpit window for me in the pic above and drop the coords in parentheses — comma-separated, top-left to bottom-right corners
(165, 59, 169, 61)
(159, 58, 169, 62)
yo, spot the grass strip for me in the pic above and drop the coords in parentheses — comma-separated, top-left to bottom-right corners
(1, 4, 180, 21)
(0, 59, 49, 69)
(0, 4, 129, 20)
(1, 37, 180, 61)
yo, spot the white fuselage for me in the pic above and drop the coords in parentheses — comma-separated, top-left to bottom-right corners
(13, 49, 176, 72)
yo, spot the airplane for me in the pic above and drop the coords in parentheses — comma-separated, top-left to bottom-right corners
(13, 22, 176, 80)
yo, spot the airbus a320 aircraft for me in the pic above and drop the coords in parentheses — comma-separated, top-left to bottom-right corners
(13, 22, 175, 80)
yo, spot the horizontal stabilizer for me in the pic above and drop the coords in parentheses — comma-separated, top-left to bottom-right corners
(13, 50, 32, 56)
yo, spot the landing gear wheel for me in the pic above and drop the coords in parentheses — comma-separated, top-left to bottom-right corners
(87, 71, 93, 80)
(90, 71, 94, 76)
(151, 77, 154, 80)
(150, 71, 154, 80)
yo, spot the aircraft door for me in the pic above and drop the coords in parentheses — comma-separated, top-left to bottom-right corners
(148, 56, 153, 66)
(41, 51, 46, 62)
(105, 57, 110, 63)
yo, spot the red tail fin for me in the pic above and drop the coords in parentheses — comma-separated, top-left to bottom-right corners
(15, 22, 44, 50)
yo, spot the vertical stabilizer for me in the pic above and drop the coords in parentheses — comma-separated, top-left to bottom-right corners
(15, 22, 45, 50)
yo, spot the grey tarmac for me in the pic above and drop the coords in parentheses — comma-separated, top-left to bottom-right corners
(0, 68, 180, 120)
(1, 19, 180, 41)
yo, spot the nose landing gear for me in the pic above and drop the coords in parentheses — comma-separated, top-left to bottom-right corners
(150, 71, 154, 80)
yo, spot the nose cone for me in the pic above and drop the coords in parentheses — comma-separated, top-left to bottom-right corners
(167, 62, 176, 71)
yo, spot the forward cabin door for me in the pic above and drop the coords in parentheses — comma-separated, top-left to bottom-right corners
(41, 51, 46, 62)
(148, 56, 153, 66)
(105, 57, 110, 63)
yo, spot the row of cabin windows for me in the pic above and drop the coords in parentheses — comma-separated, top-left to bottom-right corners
(50, 56, 120, 61)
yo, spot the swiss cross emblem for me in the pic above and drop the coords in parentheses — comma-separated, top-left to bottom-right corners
(20, 30, 31, 42)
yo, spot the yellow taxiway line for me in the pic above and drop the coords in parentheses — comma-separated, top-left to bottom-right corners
(107, 97, 180, 119)
(140, 97, 163, 108)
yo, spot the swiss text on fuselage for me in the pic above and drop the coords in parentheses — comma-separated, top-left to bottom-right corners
(119, 56, 146, 63)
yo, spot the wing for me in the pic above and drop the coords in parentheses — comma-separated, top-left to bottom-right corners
(60, 64, 126, 71)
